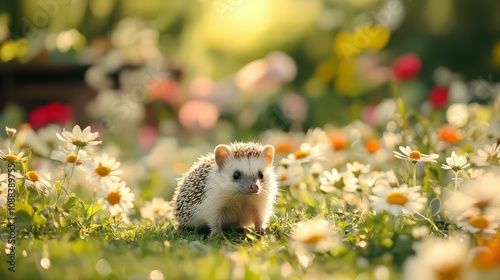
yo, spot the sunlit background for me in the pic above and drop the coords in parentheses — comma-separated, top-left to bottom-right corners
(1, 0, 500, 139)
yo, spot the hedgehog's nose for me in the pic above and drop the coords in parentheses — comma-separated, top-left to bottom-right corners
(249, 184, 260, 193)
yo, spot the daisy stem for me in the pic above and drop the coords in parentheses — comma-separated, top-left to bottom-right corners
(24, 189, 30, 204)
(414, 212, 447, 237)
(54, 182, 62, 207)
(412, 163, 417, 188)
(453, 171, 459, 192)
(41, 194, 45, 210)
(87, 191, 97, 226)
(9, 137, 13, 154)
(61, 147, 81, 195)
(391, 214, 402, 231)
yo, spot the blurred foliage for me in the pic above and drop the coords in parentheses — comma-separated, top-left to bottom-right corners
(1, 0, 499, 76)
(1, 0, 500, 130)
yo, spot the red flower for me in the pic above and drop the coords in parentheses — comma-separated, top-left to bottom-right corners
(28, 102, 73, 130)
(429, 86, 449, 109)
(392, 53, 422, 81)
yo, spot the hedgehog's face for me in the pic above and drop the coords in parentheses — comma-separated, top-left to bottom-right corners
(214, 143, 275, 195)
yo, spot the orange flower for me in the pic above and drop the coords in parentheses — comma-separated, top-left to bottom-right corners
(473, 234, 500, 270)
(438, 126, 462, 144)
(365, 138, 382, 154)
(330, 133, 348, 151)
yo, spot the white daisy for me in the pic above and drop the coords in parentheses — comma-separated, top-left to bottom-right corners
(470, 143, 500, 166)
(24, 171, 52, 195)
(369, 184, 427, 215)
(85, 153, 123, 186)
(465, 168, 485, 180)
(346, 161, 370, 177)
(319, 169, 358, 193)
(458, 215, 498, 235)
(394, 146, 439, 164)
(140, 197, 173, 220)
(97, 181, 135, 216)
(291, 217, 339, 253)
(282, 143, 325, 166)
(0, 149, 26, 163)
(56, 125, 102, 147)
(441, 151, 470, 172)
(403, 238, 472, 280)
(50, 146, 92, 174)
(276, 163, 305, 186)
(443, 171, 500, 218)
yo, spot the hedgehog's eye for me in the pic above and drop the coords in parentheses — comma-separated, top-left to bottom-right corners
(258, 171, 264, 180)
(233, 171, 241, 180)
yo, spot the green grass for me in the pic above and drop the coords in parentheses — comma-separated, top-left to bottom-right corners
(1, 187, 419, 280)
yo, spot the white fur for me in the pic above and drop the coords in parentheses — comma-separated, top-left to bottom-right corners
(186, 154, 278, 233)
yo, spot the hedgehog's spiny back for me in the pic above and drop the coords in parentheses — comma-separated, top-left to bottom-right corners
(229, 142, 262, 160)
(172, 154, 214, 227)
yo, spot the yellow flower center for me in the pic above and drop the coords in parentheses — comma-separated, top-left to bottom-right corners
(386, 192, 408, 206)
(435, 264, 461, 280)
(409, 151, 422, 160)
(4, 154, 19, 162)
(279, 174, 288, 181)
(294, 150, 309, 159)
(301, 232, 327, 245)
(66, 154, 78, 164)
(95, 163, 111, 177)
(106, 191, 122, 206)
(469, 216, 489, 230)
(25, 171, 40, 182)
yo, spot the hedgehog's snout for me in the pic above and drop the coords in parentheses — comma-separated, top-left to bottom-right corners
(249, 184, 260, 194)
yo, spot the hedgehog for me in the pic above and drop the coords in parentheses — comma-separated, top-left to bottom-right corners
(172, 141, 279, 236)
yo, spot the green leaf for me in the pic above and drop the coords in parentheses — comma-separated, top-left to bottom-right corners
(301, 193, 317, 208)
(15, 202, 34, 229)
(33, 213, 47, 227)
(63, 194, 78, 211)
(85, 202, 102, 216)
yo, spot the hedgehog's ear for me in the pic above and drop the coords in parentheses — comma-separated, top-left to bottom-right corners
(262, 145, 275, 167)
(215, 145, 231, 168)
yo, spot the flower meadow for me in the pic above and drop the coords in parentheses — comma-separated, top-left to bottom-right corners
(1, 87, 500, 279)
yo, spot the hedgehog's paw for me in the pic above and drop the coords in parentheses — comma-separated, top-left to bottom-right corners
(253, 211, 265, 234)
(209, 221, 222, 237)
(209, 227, 222, 237)
(254, 224, 266, 234)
